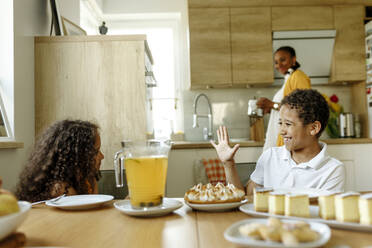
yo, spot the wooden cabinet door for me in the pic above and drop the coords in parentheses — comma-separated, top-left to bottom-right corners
(272, 6, 334, 31)
(35, 38, 147, 170)
(231, 7, 273, 85)
(189, 8, 232, 89)
(331, 5, 366, 82)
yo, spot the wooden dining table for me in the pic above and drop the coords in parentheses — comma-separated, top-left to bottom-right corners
(18, 199, 372, 248)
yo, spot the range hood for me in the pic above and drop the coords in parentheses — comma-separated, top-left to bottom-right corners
(273, 30, 336, 85)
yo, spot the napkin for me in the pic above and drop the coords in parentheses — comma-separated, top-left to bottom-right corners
(0, 233, 26, 248)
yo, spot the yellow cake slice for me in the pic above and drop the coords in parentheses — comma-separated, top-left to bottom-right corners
(335, 192, 360, 223)
(318, 193, 337, 220)
(359, 193, 372, 225)
(253, 187, 273, 212)
(268, 192, 285, 215)
(285, 194, 310, 218)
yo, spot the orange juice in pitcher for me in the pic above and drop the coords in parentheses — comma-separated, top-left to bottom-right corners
(114, 140, 171, 209)
(125, 156, 168, 207)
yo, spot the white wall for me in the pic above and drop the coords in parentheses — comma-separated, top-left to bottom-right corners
(0, 0, 79, 191)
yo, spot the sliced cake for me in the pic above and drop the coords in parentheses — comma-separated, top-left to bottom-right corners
(253, 187, 273, 212)
(335, 192, 360, 223)
(318, 193, 337, 220)
(359, 193, 372, 225)
(285, 194, 310, 218)
(268, 192, 285, 215)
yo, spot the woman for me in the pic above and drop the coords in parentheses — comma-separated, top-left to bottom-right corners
(257, 46, 311, 151)
(16, 120, 104, 202)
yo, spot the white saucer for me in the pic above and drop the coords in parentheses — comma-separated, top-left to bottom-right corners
(224, 218, 331, 248)
(114, 198, 183, 217)
(185, 199, 248, 212)
(46, 194, 114, 210)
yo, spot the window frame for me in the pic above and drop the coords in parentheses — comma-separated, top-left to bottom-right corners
(0, 91, 14, 141)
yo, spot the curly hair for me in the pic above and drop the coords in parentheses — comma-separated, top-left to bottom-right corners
(281, 89, 329, 137)
(16, 120, 100, 202)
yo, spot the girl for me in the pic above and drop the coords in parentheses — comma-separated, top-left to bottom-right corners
(16, 120, 104, 202)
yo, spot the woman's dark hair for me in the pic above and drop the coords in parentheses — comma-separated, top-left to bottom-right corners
(275, 46, 301, 70)
(281, 89, 329, 137)
(16, 120, 100, 202)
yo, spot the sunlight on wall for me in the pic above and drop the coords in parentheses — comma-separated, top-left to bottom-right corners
(104, 25, 179, 139)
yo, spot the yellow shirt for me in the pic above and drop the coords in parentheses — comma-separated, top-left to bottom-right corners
(276, 69, 311, 146)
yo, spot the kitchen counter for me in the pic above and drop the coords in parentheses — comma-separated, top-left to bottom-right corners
(172, 138, 372, 149)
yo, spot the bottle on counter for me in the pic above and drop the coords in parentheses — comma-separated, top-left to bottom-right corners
(354, 114, 362, 138)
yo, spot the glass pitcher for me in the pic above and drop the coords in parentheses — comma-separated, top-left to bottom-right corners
(114, 140, 172, 209)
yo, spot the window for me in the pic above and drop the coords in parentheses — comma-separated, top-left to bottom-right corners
(0, 0, 14, 140)
(80, 1, 100, 35)
(0, 94, 12, 138)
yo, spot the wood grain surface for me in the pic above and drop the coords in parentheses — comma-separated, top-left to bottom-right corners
(17, 199, 372, 248)
(35, 36, 148, 170)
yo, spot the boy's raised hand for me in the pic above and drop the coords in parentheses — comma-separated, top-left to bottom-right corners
(210, 126, 240, 163)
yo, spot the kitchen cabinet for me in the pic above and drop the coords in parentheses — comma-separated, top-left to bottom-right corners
(331, 5, 366, 82)
(189, 0, 372, 8)
(189, 7, 273, 89)
(271, 6, 334, 31)
(231, 7, 273, 85)
(35, 35, 151, 170)
(189, 3, 367, 85)
(327, 143, 372, 191)
(189, 8, 232, 88)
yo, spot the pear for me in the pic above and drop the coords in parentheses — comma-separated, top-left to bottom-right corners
(0, 191, 20, 216)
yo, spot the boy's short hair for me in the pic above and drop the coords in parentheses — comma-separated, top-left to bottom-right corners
(281, 89, 329, 137)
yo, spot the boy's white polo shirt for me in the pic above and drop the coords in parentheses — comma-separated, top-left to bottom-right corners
(250, 142, 345, 191)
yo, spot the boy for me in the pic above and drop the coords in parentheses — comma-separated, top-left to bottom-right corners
(211, 89, 345, 194)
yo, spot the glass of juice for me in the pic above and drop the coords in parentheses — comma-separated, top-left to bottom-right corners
(114, 140, 171, 209)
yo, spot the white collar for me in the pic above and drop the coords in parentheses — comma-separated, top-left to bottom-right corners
(284, 68, 294, 82)
(281, 142, 329, 169)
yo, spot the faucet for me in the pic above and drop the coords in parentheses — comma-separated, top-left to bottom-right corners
(193, 93, 213, 140)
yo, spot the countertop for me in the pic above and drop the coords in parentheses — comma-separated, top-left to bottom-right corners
(171, 138, 372, 149)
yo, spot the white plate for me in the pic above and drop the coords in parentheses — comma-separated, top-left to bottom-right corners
(240, 203, 372, 232)
(0, 201, 31, 241)
(46, 194, 113, 210)
(224, 218, 331, 248)
(273, 188, 339, 199)
(185, 199, 248, 212)
(114, 198, 183, 217)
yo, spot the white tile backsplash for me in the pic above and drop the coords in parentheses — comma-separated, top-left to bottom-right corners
(182, 85, 352, 141)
